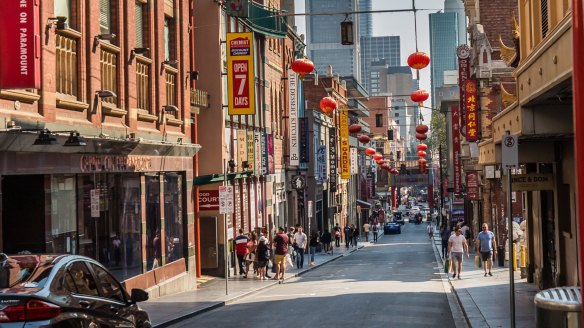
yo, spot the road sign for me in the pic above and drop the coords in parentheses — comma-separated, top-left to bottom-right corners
(502, 134, 518, 169)
(219, 186, 234, 214)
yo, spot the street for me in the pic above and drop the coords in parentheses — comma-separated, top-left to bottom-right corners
(169, 222, 457, 328)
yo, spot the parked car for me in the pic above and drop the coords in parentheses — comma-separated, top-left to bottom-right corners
(384, 222, 402, 234)
(0, 254, 151, 328)
(392, 211, 404, 225)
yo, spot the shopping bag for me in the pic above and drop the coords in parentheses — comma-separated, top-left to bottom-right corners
(443, 258, 450, 273)
(475, 255, 481, 268)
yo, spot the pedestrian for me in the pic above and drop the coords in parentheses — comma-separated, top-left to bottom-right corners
(372, 223, 378, 242)
(287, 227, 296, 262)
(333, 223, 341, 247)
(293, 226, 307, 269)
(256, 236, 270, 280)
(234, 229, 249, 276)
(321, 229, 332, 254)
(440, 225, 450, 259)
(352, 225, 359, 247)
(426, 222, 434, 239)
(344, 224, 352, 248)
(476, 223, 497, 277)
(448, 226, 469, 279)
(363, 221, 370, 242)
(309, 230, 319, 266)
(272, 227, 289, 283)
(244, 232, 257, 278)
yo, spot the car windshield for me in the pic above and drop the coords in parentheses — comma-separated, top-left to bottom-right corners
(0, 255, 56, 289)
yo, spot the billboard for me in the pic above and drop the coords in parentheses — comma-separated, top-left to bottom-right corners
(227, 32, 255, 115)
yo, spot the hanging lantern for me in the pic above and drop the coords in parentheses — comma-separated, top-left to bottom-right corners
(415, 124, 429, 134)
(417, 143, 428, 151)
(376, 159, 385, 165)
(417, 150, 427, 158)
(372, 154, 383, 161)
(319, 96, 338, 115)
(418, 158, 428, 173)
(291, 58, 314, 79)
(407, 51, 430, 70)
(357, 134, 370, 144)
(416, 132, 427, 141)
(340, 18, 354, 45)
(348, 124, 362, 133)
(381, 164, 391, 171)
(390, 168, 399, 175)
(411, 90, 430, 106)
(365, 148, 376, 156)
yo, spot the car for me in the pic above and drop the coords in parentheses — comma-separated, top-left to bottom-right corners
(392, 211, 404, 225)
(0, 254, 151, 328)
(384, 222, 401, 234)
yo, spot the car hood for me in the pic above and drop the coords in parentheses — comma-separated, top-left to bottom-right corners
(0, 287, 42, 295)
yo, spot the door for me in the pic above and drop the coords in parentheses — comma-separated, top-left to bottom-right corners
(200, 216, 218, 270)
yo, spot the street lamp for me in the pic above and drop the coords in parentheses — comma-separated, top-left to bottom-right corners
(95, 90, 117, 137)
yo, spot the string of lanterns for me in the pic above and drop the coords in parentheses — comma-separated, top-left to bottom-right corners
(408, 51, 431, 175)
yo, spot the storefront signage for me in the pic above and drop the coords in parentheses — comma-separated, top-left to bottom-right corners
(288, 69, 299, 165)
(457, 44, 470, 136)
(316, 145, 327, 183)
(350, 148, 358, 174)
(227, 32, 255, 115)
(465, 79, 478, 141)
(299, 117, 309, 163)
(267, 134, 275, 174)
(218, 186, 234, 214)
(260, 133, 268, 175)
(234, 186, 241, 230)
(80, 155, 152, 173)
(247, 130, 254, 171)
(0, 0, 41, 89)
(329, 128, 337, 192)
(503, 174, 554, 191)
(90, 189, 100, 218)
(254, 132, 261, 174)
(451, 104, 462, 193)
(390, 174, 430, 187)
(466, 172, 479, 200)
(199, 190, 219, 211)
(250, 182, 256, 230)
(339, 111, 350, 179)
(237, 129, 247, 170)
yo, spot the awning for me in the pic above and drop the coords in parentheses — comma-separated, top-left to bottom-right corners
(194, 170, 254, 186)
(356, 200, 372, 209)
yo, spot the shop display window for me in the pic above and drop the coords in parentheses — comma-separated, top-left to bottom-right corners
(164, 173, 184, 263)
(47, 175, 77, 254)
(146, 175, 161, 270)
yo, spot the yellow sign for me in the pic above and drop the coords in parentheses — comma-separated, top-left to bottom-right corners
(340, 111, 350, 179)
(503, 174, 554, 192)
(227, 32, 255, 115)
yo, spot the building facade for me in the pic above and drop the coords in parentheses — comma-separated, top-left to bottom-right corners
(360, 36, 401, 95)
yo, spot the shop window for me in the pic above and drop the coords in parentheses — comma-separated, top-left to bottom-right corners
(146, 175, 161, 270)
(164, 173, 183, 263)
(376, 114, 383, 127)
(48, 175, 77, 254)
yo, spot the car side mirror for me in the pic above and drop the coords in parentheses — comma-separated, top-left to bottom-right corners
(130, 288, 149, 303)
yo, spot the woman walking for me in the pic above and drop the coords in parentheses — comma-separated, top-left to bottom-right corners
(309, 230, 319, 266)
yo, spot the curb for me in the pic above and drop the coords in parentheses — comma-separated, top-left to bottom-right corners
(152, 244, 365, 328)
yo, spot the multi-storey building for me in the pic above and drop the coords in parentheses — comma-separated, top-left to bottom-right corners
(360, 36, 401, 95)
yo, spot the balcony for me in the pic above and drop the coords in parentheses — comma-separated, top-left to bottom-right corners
(190, 89, 209, 108)
(243, 2, 288, 38)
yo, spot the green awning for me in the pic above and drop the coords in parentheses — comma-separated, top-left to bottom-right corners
(243, 2, 288, 38)
(194, 171, 253, 186)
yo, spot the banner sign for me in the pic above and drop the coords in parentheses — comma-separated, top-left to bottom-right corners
(329, 128, 338, 192)
(247, 131, 254, 170)
(267, 134, 275, 174)
(457, 44, 471, 136)
(503, 173, 554, 192)
(466, 172, 479, 200)
(237, 129, 247, 170)
(254, 132, 262, 174)
(451, 104, 462, 193)
(299, 117, 309, 163)
(199, 190, 219, 211)
(340, 111, 350, 179)
(316, 145, 327, 183)
(227, 32, 255, 115)
(0, 0, 41, 89)
(261, 133, 268, 175)
(465, 79, 479, 141)
(288, 70, 299, 165)
(390, 174, 430, 187)
(350, 148, 358, 174)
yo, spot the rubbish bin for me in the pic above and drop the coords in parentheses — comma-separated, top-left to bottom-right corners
(534, 287, 581, 328)
(497, 245, 505, 267)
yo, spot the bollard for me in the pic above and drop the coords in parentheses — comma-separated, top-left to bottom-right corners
(513, 245, 518, 271)
(520, 245, 527, 268)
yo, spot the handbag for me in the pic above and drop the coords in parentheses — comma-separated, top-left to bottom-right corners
(443, 258, 450, 273)
(244, 252, 255, 262)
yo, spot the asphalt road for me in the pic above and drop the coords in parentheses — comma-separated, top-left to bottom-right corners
(169, 222, 456, 328)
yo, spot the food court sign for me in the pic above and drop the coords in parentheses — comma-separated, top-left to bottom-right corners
(227, 32, 255, 115)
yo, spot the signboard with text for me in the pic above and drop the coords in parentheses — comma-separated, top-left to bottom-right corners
(227, 32, 255, 115)
(288, 70, 299, 165)
(457, 45, 471, 136)
(451, 104, 462, 193)
(219, 186, 234, 214)
(465, 79, 479, 141)
(466, 172, 479, 200)
(199, 190, 219, 211)
(329, 128, 337, 192)
(340, 111, 350, 179)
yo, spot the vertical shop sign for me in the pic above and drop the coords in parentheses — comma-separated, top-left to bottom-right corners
(234, 185, 242, 230)
(299, 117, 309, 163)
(267, 134, 275, 174)
(288, 70, 299, 165)
(90, 189, 100, 218)
(457, 45, 471, 136)
(247, 131, 254, 171)
(316, 145, 327, 183)
(250, 182, 256, 230)
(451, 104, 462, 194)
(350, 148, 358, 174)
(466, 172, 479, 200)
(254, 132, 262, 174)
(227, 32, 255, 115)
(261, 133, 268, 175)
(465, 79, 479, 141)
(340, 111, 350, 179)
(0, 0, 41, 89)
(237, 130, 247, 171)
(329, 128, 338, 192)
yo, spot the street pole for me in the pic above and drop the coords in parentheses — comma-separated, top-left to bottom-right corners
(439, 144, 444, 227)
(504, 131, 516, 328)
(223, 159, 229, 296)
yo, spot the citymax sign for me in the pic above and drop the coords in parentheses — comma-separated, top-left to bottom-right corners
(0, 0, 41, 89)
(80, 155, 152, 173)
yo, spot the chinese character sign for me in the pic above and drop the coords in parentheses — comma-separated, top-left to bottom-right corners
(340, 111, 350, 179)
(457, 44, 470, 136)
(329, 128, 338, 192)
(465, 79, 479, 142)
(451, 105, 462, 194)
(316, 145, 327, 183)
(227, 32, 255, 115)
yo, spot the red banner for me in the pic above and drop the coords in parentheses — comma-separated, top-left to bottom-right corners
(465, 79, 479, 141)
(451, 104, 462, 194)
(0, 0, 41, 89)
(457, 45, 471, 137)
(466, 171, 479, 200)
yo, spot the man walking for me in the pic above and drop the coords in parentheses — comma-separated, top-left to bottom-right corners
(272, 227, 289, 283)
(476, 223, 497, 277)
(333, 223, 341, 247)
(372, 223, 378, 243)
(293, 226, 307, 269)
(363, 221, 371, 242)
(440, 225, 450, 259)
(344, 224, 352, 248)
(426, 222, 434, 240)
(448, 226, 469, 279)
(234, 229, 249, 275)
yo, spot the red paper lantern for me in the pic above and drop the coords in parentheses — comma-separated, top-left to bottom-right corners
(372, 154, 383, 161)
(418, 158, 428, 173)
(319, 96, 338, 114)
(365, 148, 376, 156)
(291, 58, 314, 79)
(376, 159, 385, 165)
(415, 124, 429, 134)
(407, 51, 430, 70)
(381, 164, 391, 171)
(348, 124, 362, 133)
(357, 135, 370, 144)
(417, 150, 427, 157)
(390, 168, 399, 175)
(416, 132, 427, 141)
(411, 90, 429, 106)
(417, 143, 428, 151)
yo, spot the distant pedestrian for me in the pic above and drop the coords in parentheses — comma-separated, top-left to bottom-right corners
(476, 223, 497, 277)
(440, 225, 450, 259)
(256, 236, 270, 280)
(244, 232, 257, 278)
(309, 230, 319, 266)
(287, 227, 296, 262)
(372, 223, 378, 242)
(363, 222, 370, 242)
(293, 226, 307, 269)
(448, 226, 469, 279)
(333, 224, 341, 247)
(426, 222, 434, 239)
(272, 227, 289, 283)
(344, 224, 352, 248)
(352, 225, 359, 247)
(234, 229, 249, 276)
(321, 229, 332, 254)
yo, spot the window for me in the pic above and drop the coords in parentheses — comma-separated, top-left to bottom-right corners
(54, 0, 71, 27)
(165, 70, 177, 108)
(541, 0, 549, 38)
(135, 1, 146, 48)
(164, 17, 175, 61)
(146, 176, 161, 270)
(90, 263, 125, 302)
(68, 262, 98, 296)
(394, 113, 399, 117)
(100, 0, 112, 35)
(375, 114, 383, 127)
(164, 174, 184, 264)
(55, 34, 78, 98)
(136, 60, 150, 112)
(100, 48, 118, 105)
(47, 175, 77, 253)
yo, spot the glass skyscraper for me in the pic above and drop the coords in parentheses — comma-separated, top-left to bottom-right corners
(360, 36, 401, 95)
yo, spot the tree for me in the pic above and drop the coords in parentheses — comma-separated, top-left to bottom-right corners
(428, 112, 447, 176)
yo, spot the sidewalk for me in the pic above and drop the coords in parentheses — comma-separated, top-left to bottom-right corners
(142, 238, 376, 328)
(432, 232, 538, 328)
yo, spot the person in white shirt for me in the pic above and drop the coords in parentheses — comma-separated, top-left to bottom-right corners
(448, 226, 469, 279)
(293, 226, 307, 269)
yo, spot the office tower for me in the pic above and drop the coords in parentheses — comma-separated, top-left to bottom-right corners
(360, 36, 401, 95)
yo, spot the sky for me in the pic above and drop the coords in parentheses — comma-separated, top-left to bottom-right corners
(293, 0, 445, 117)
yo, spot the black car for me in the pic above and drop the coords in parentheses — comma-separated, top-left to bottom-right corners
(0, 254, 150, 328)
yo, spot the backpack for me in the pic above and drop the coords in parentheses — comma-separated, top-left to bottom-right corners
(334, 230, 341, 239)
